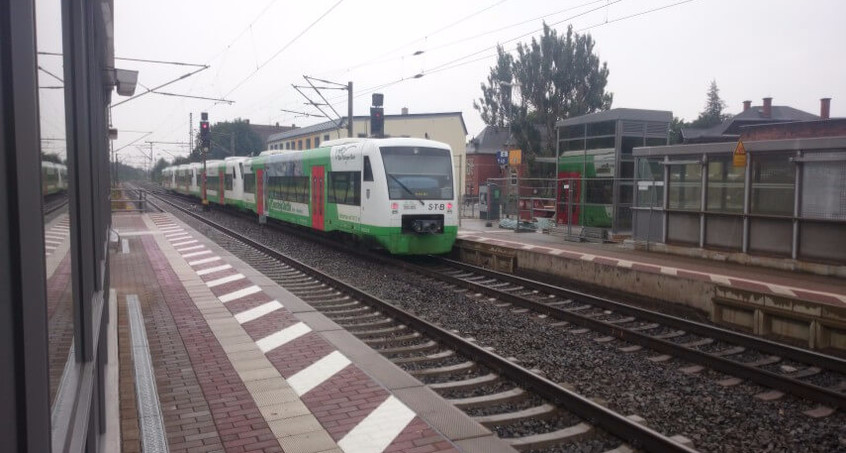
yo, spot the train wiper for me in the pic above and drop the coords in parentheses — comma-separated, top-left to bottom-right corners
(388, 174, 425, 205)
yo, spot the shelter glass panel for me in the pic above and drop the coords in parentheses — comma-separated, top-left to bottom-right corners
(801, 153, 846, 220)
(621, 136, 644, 156)
(706, 156, 744, 213)
(561, 124, 585, 139)
(586, 120, 616, 137)
(585, 136, 615, 151)
(668, 163, 701, 210)
(751, 154, 795, 216)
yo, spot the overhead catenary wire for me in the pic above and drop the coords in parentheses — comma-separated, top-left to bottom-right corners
(221, 0, 344, 100)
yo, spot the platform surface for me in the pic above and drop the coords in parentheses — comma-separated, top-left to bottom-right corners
(110, 213, 513, 453)
(457, 218, 846, 308)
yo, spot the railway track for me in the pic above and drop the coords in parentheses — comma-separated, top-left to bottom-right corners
(147, 190, 697, 452)
(387, 257, 846, 415)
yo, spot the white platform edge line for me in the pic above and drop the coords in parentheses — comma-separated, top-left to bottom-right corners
(256, 322, 312, 353)
(196, 264, 233, 276)
(288, 351, 351, 397)
(206, 273, 246, 288)
(337, 395, 416, 453)
(219, 285, 261, 303)
(234, 300, 283, 324)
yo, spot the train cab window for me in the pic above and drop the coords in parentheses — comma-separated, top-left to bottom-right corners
(363, 156, 374, 182)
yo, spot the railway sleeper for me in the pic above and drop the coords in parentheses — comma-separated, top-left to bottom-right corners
(392, 350, 455, 365)
(652, 330, 687, 340)
(743, 355, 782, 367)
(627, 322, 660, 332)
(378, 340, 439, 356)
(353, 325, 408, 339)
(678, 338, 714, 348)
(363, 332, 421, 345)
(318, 304, 368, 314)
(711, 346, 746, 357)
(566, 304, 593, 312)
(506, 422, 594, 451)
(409, 361, 476, 377)
(307, 295, 353, 306)
(300, 290, 343, 301)
(330, 311, 381, 323)
(428, 373, 499, 391)
(448, 387, 526, 409)
(473, 403, 558, 427)
(340, 318, 395, 330)
(786, 366, 821, 379)
(605, 316, 636, 325)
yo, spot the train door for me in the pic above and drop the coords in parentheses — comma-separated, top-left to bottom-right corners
(219, 168, 225, 204)
(256, 169, 264, 216)
(311, 166, 325, 230)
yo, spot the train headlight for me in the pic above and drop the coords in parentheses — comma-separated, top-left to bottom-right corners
(391, 202, 398, 210)
(447, 202, 453, 210)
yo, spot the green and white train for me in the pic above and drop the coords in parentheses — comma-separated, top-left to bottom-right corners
(162, 137, 458, 255)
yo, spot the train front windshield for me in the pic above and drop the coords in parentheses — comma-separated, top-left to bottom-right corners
(381, 146, 454, 200)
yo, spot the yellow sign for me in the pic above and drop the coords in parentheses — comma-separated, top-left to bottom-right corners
(732, 141, 747, 168)
(508, 149, 522, 166)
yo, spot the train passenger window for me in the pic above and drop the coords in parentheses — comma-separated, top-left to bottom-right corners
(363, 156, 373, 181)
(328, 171, 361, 206)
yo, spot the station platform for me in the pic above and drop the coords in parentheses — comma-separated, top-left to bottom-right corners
(455, 218, 846, 351)
(108, 213, 512, 453)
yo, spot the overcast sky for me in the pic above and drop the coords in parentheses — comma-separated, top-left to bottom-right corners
(36, 0, 846, 168)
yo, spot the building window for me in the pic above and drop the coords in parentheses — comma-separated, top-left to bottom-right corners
(668, 162, 702, 210)
(751, 153, 794, 216)
(324, 134, 330, 141)
(315, 137, 320, 147)
(297, 140, 303, 150)
(706, 156, 744, 213)
(306, 138, 311, 149)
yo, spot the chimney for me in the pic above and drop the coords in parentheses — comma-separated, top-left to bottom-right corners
(762, 97, 772, 118)
(743, 100, 751, 112)
(401, 107, 409, 115)
(820, 97, 831, 119)
(245, 119, 250, 124)
(275, 122, 279, 127)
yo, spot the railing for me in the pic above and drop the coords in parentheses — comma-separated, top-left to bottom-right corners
(111, 188, 147, 213)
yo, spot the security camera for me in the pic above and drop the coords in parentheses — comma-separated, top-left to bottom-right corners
(114, 69, 138, 96)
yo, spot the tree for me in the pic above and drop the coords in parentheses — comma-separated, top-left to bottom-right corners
(191, 119, 264, 161)
(474, 23, 612, 173)
(669, 116, 687, 145)
(689, 80, 729, 129)
(473, 46, 514, 130)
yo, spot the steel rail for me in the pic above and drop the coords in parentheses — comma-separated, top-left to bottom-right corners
(148, 193, 696, 453)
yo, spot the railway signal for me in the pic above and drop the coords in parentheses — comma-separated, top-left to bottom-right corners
(371, 93, 384, 138)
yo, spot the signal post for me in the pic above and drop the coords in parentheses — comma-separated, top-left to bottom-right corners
(200, 112, 210, 210)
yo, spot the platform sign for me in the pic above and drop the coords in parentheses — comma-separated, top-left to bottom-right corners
(733, 141, 747, 168)
(496, 150, 508, 165)
(508, 149, 522, 166)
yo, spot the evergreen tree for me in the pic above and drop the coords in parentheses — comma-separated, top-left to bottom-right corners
(690, 80, 729, 129)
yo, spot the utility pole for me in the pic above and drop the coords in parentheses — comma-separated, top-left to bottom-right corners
(347, 81, 353, 138)
(200, 112, 210, 210)
(189, 112, 193, 154)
